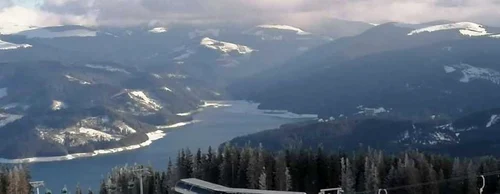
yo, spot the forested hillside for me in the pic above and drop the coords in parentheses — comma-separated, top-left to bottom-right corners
(96, 145, 500, 194)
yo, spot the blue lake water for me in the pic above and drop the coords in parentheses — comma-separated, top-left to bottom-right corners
(28, 101, 312, 192)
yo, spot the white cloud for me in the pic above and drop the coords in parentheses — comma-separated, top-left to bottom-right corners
(2, 0, 500, 27)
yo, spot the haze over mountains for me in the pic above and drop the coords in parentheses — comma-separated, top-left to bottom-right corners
(0, 18, 373, 159)
(1, 17, 500, 160)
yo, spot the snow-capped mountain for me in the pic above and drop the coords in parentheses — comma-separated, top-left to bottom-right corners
(16, 25, 97, 38)
(0, 39, 32, 50)
(200, 37, 255, 54)
(149, 27, 168, 33)
(407, 22, 497, 37)
(230, 21, 500, 120)
(256, 24, 311, 35)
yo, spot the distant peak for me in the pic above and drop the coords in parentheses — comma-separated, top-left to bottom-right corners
(149, 27, 168, 33)
(257, 24, 311, 35)
(408, 22, 490, 36)
(200, 37, 254, 54)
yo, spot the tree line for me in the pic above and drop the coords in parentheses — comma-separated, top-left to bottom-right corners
(97, 144, 500, 194)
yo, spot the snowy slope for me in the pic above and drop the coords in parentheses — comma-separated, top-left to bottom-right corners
(200, 37, 254, 54)
(17, 27, 97, 38)
(0, 40, 32, 50)
(444, 63, 500, 84)
(149, 27, 167, 33)
(128, 91, 162, 111)
(257, 25, 311, 35)
(408, 22, 490, 36)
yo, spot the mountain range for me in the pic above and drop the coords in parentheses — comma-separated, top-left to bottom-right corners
(0, 19, 372, 159)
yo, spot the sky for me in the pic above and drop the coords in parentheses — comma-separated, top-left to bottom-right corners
(1, 0, 500, 27)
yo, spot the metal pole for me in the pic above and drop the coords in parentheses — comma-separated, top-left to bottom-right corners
(30, 181, 45, 194)
(139, 175, 144, 194)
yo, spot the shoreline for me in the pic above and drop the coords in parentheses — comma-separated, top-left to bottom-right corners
(0, 121, 197, 164)
(0, 101, 230, 164)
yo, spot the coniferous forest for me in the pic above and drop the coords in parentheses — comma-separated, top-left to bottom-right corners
(95, 144, 500, 194)
(4, 145, 500, 194)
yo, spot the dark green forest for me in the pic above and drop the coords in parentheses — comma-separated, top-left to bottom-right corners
(95, 145, 500, 194)
(4, 145, 500, 194)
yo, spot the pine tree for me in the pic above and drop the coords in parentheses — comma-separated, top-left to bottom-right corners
(237, 147, 251, 188)
(87, 188, 93, 194)
(258, 167, 267, 190)
(75, 183, 83, 194)
(219, 144, 233, 186)
(275, 153, 288, 191)
(450, 157, 464, 194)
(466, 161, 478, 194)
(285, 167, 292, 191)
(341, 157, 355, 193)
(193, 149, 203, 179)
(247, 148, 259, 189)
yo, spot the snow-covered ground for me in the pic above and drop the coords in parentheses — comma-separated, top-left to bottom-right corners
(357, 105, 390, 115)
(200, 37, 255, 54)
(486, 115, 500, 128)
(491, 34, 500, 38)
(149, 27, 167, 33)
(0, 130, 167, 164)
(85, 64, 130, 74)
(0, 114, 23, 128)
(128, 91, 163, 111)
(17, 28, 97, 38)
(257, 25, 311, 35)
(447, 63, 500, 84)
(173, 50, 195, 61)
(157, 120, 201, 129)
(51, 100, 66, 111)
(65, 75, 91, 85)
(0, 40, 32, 50)
(408, 22, 490, 37)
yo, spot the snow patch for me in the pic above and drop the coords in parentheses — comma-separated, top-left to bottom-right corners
(357, 105, 390, 115)
(167, 74, 187, 79)
(431, 132, 454, 142)
(486, 115, 500, 128)
(444, 66, 456, 73)
(85, 64, 130, 74)
(257, 25, 311, 35)
(0, 114, 23, 128)
(201, 101, 232, 108)
(157, 120, 201, 129)
(51, 100, 66, 111)
(113, 121, 136, 134)
(200, 37, 254, 54)
(173, 50, 195, 61)
(128, 91, 162, 111)
(149, 27, 167, 33)
(0, 40, 32, 50)
(449, 63, 500, 84)
(163, 87, 173, 92)
(65, 75, 91, 85)
(491, 34, 500, 38)
(151, 74, 162, 79)
(408, 22, 489, 36)
(0, 88, 6, 98)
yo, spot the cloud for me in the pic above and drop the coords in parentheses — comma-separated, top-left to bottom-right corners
(5, 0, 500, 27)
